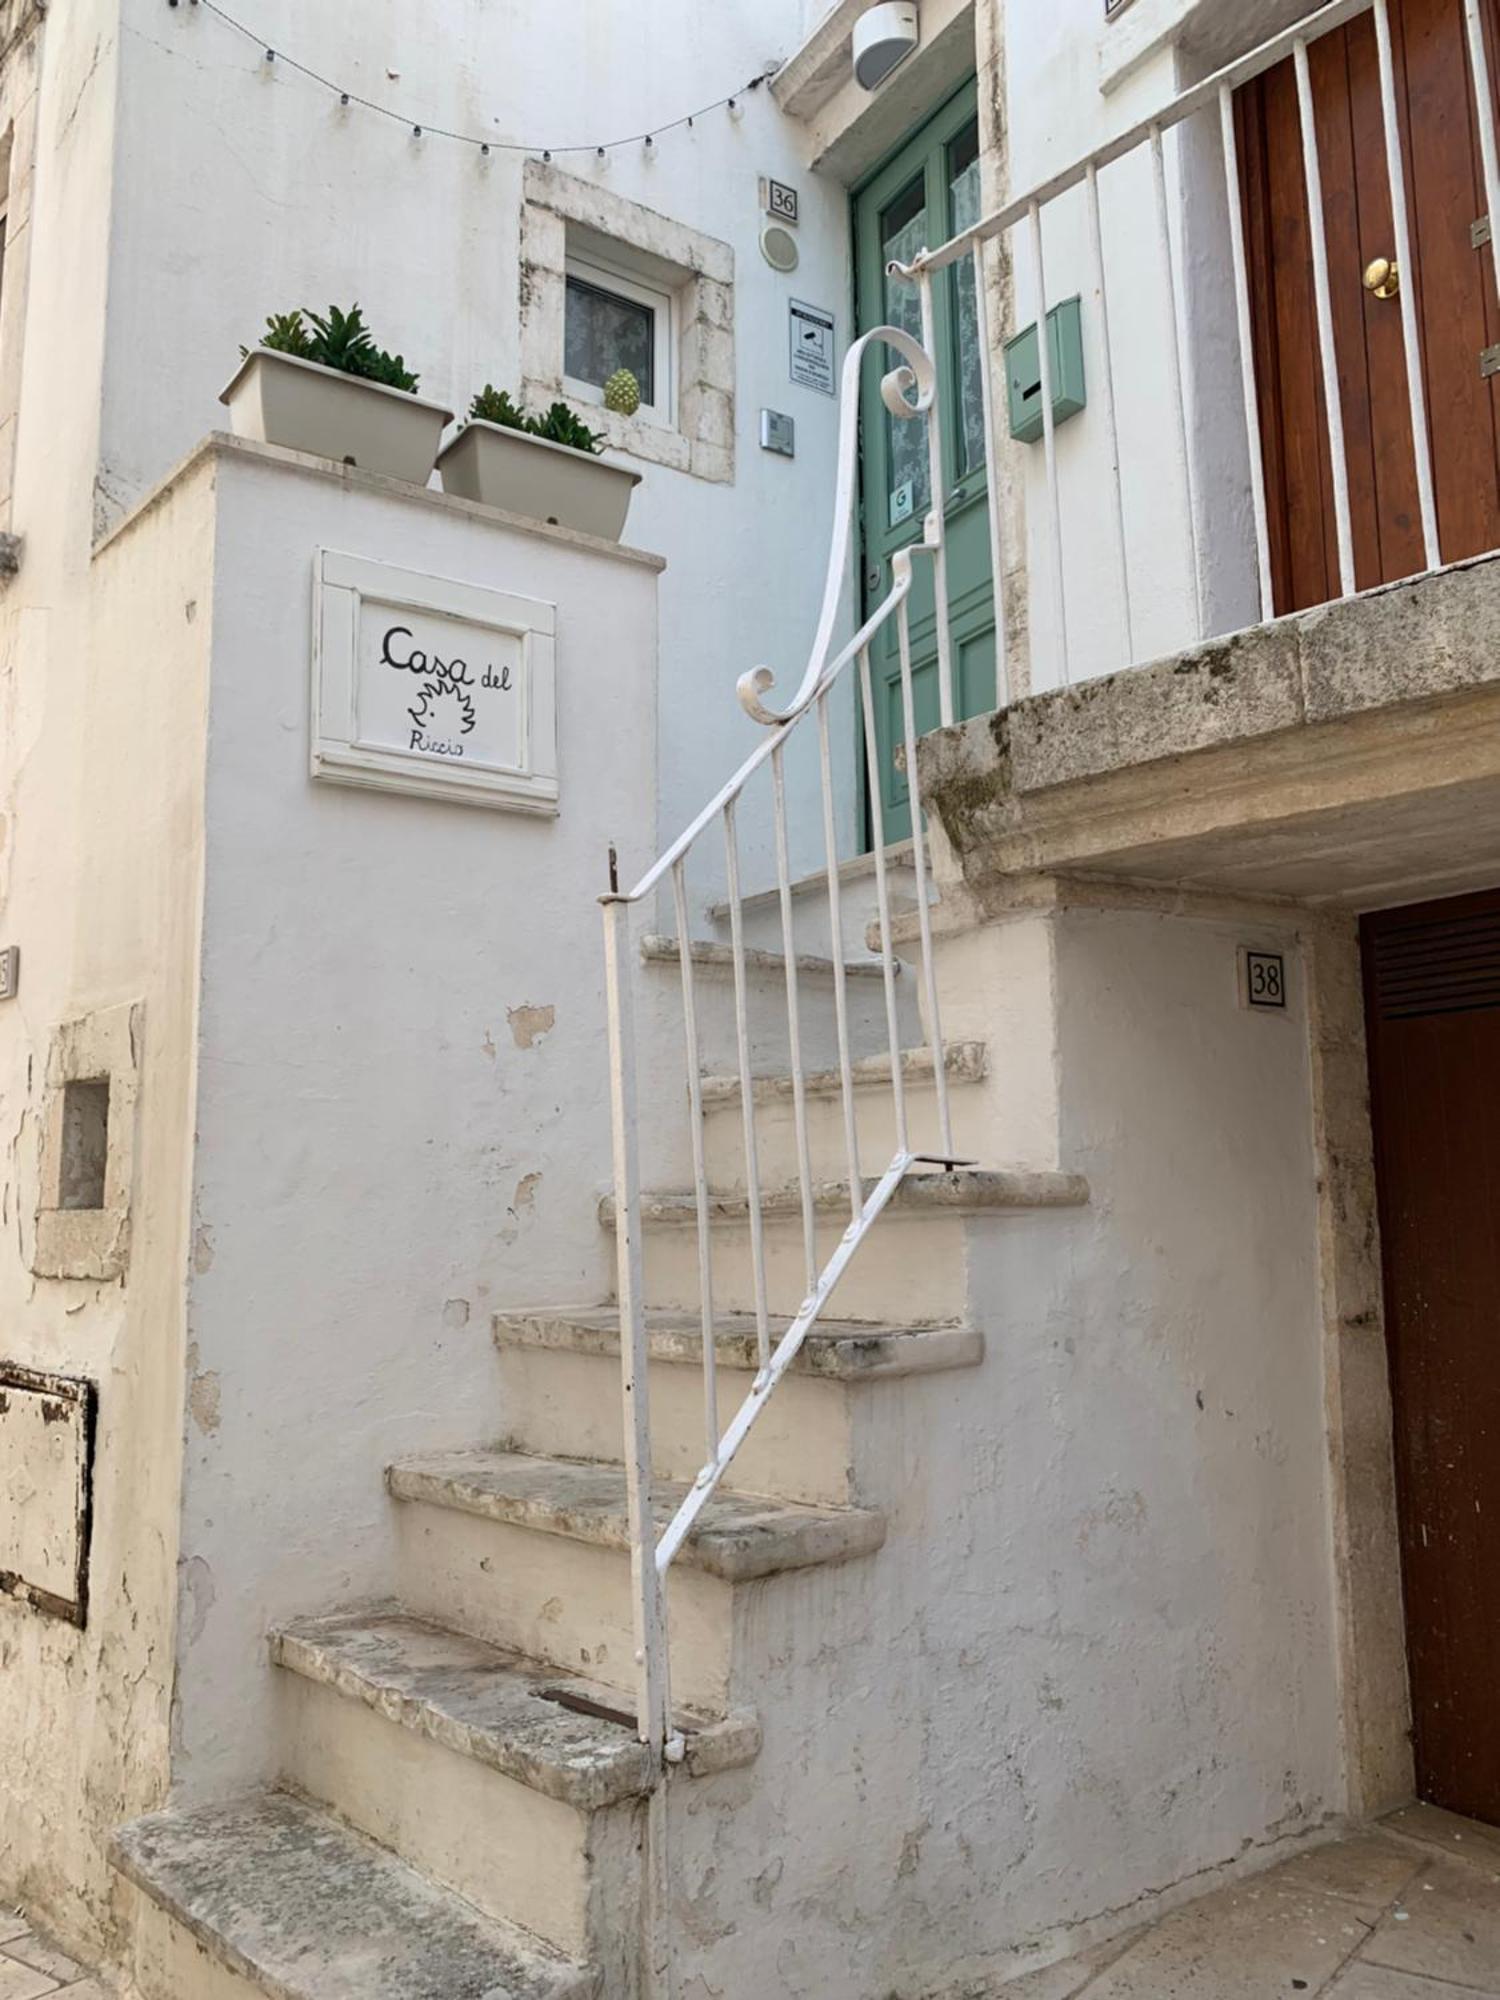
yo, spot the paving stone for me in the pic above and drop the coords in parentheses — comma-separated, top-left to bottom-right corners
(994, 1933, 1141, 1995)
(1257, 1833, 1425, 1919)
(3, 1934, 84, 1984)
(1382, 1803, 1500, 1875)
(1326, 1963, 1500, 1997)
(0, 1956, 60, 2000)
(1361, 1855, 1500, 1988)
(1078, 1877, 1372, 1997)
(0, 1924, 25, 1949)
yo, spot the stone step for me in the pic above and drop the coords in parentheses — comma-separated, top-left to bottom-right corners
(699, 1041, 990, 1186)
(270, 1608, 752, 1969)
(494, 1306, 982, 1381)
(640, 933, 891, 981)
(698, 1039, 986, 1106)
(637, 933, 920, 1077)
(113, 1789, 594, 2000)
(600, 1167, 1090, 1322)
(606, 1167, 1088, 1229)
(491, 1308, 983, 1506)
(704, 841, 919, 960)
(386, 1447, 885, 1713)
(273, 1607, 656, 1811)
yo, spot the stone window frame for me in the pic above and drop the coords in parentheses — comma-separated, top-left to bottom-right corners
(520, 160, 735, 484)
(32, 1001, 142, 1282)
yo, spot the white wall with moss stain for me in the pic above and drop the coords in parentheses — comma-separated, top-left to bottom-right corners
(0, 0, 203, 1962)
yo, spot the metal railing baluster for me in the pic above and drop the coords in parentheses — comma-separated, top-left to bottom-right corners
(1085, 159, 1135, 666)
(856, 644, 910, 1157)
(670, 857, 718, 1477)
(771, 741, 818, 1296)
(1150, 121, 1206, 637)
(917, 265, 957, 728)
(970, 237, 1012, 708)
(1465, 0, 1500, 315)
(817, 689, 862, 1220)
(895, 586, 954, 1160)
(1293, 38, 1357, 598)
(721, 799, 771, 1377)
(1219, 79, 1276, 620)
(1373, 0, 1441, 571)
(600, 893, 671, 1756)
(1027, 198, 1070, 685)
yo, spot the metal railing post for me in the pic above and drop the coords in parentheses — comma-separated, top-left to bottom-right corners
(917, 265, 957, 727)
(600, 888, 671, 1759)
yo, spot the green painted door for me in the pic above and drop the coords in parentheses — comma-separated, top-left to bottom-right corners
(853, 82, 996, 845)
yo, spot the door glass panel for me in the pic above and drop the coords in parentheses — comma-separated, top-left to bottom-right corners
(948, 118, 986, 476)
(880, 174, 931, 526)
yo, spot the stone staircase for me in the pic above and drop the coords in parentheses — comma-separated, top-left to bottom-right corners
(112, 897, 1086, 1999)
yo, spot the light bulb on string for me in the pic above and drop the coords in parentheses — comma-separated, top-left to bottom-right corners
(178, 0, 768, 163)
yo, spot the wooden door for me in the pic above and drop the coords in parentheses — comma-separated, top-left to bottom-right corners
(1237, 0, 1500, 613)
(853, 83, 997, 846)
(1363, 888, 1500, 1828)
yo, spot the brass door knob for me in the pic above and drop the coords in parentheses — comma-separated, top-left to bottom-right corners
(1363, 255, 1400, 299)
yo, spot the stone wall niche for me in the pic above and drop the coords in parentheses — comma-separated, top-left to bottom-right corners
(32, 1001, 142, 1281)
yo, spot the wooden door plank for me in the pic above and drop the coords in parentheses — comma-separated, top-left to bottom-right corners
(1313, 23, 1386, 592)
(1346, 6, 1428, 582)
(1364, 886, 1500, 1827)
(1404, 0, 1500, 560)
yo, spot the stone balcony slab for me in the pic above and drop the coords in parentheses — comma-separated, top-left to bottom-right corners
(918, 552, 1500, 910)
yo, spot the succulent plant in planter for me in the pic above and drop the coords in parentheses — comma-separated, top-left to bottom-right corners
(220, 302, 452, 485)
(256, 304, 421, 392)
(437, 385, 640, 542)
(466, 386, 605, 454)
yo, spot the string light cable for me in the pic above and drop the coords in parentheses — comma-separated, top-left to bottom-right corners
(167, 0, 775, 157)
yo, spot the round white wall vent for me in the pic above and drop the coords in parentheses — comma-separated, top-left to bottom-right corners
(760, 223, 800, 273)
(853, 2, 920, 92)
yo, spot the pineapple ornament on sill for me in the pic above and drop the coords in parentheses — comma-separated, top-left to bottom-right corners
(603, 368, 642, 417)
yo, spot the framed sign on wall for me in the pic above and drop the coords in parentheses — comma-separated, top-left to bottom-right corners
(311, 550, 558, 813)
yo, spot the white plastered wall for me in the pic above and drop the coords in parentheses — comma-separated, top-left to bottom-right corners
(168, 446, 663, 1798)
(0, 0, 204, 1958)
(102, 0, 862, 889)
(659, 899, 1347, 1994)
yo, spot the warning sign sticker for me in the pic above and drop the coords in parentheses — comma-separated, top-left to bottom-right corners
(789, 299, 836, 396)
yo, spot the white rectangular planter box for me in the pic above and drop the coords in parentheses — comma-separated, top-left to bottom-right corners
(437, 421, 641, 542)
(220, 348, 452, 486)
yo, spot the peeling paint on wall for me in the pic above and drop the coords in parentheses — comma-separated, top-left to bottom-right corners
(506, 1003, 555, 1051)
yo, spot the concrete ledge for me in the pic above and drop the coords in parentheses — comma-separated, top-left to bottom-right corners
(93, 431, 668, 572)
(917, 553, 1500, 908)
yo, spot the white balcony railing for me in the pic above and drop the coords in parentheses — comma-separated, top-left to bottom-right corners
(901, 0, 1497, 693)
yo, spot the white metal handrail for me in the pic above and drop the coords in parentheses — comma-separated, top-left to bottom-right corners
(601, 316, 966, 1770)
(897, 0, 1499, 690)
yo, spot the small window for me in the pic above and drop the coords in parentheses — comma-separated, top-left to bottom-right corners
(59, 1079, 109, 1212)
(564, 253, 673, 423)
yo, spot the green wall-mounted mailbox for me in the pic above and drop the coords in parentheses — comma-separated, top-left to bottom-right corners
(1004, 296, 1086, 445)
